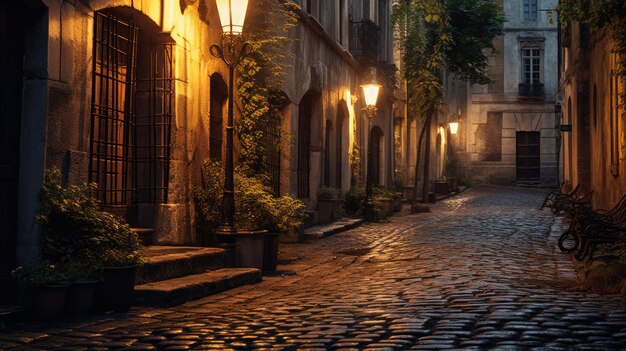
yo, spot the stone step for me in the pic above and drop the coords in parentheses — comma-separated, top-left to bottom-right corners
(304, 218, 364, 240)
(131, 228, 154, 246)
(137, 246, 226, 284)
(134, 268, 262, 306)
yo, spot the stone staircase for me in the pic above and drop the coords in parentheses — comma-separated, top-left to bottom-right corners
(134, 246, 262, 307)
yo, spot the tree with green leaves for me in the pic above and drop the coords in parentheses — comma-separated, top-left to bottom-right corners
(392, 0, 503, 203)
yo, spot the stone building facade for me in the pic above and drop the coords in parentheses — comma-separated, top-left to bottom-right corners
(453, 0, 559, 187)
(559, 18, 626, 210)
(0, 0, 396, 277)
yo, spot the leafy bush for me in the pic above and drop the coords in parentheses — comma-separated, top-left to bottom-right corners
(372, 186, 396, 200)
(38, 168, 143, 269)
(344, 187, 365, 215)
(194, 160, 307, 236)
(317, 186, 340, 201)
(11, 262, 68, 287)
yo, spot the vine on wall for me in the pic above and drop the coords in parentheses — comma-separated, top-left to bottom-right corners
(236, 0, 298, 177)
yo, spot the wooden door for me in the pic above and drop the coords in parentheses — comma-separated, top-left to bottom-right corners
(516, 131, 540, 181)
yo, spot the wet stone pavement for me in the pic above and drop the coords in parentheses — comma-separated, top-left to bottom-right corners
(2, 185, 626, 350)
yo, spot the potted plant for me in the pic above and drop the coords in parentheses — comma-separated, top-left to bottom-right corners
(194, 161, 306, 272)
(96, 221, 143, 312)
(38, 168, 143, 312)
(65, 261, 100, 315)
(317, 186, 340, 224)
(11, 262, 69, 320)
(373, 186, 395, 217)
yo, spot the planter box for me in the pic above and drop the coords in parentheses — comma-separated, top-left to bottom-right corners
(237, 230, 280, 272)
(375, 198, 393, 216)
(317, 199, 338, 224)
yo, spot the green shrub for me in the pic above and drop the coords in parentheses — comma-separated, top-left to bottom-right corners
(317, 186, 340, 201)
(11, 261, 68, 287)
(38, 168, 143, 269)
(344, 187, 365, 215)
(194, 160, 307, 236)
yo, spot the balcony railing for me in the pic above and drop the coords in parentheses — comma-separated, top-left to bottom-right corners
(518, 83, 545, 99)
(349, 20, 379, 64)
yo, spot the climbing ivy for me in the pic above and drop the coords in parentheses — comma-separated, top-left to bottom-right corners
(236, 0, 298, 177)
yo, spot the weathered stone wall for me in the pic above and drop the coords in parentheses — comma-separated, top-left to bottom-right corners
(562, 21, 626, 211)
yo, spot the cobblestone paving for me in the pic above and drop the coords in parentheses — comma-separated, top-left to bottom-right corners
(2, 186, 626, 350)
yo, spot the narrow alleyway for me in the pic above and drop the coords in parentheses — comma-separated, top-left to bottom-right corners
(2, 186, 626, 350)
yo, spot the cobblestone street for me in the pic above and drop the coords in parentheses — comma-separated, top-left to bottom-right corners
(2, 186, 626, 350)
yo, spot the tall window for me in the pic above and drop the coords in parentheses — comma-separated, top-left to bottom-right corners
(522, 47, 541, 85)
(523, 0, 538, 21)
(298, 93, 315, 198)
(90, 11, 173, 211)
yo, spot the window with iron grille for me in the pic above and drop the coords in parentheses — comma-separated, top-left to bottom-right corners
(90, 11, 173, 208)
(210, 75, 227, 162)
(298, 96, 313, 198)
(522, 47, 541, 84)
(135, 41, 174, 204)
(523, 0, 538, 21)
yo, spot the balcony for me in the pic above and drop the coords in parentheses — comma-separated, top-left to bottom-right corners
(518, 83, 545, 99)
(349, 20, 379, 65)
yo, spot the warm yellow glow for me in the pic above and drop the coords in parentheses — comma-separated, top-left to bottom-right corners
(361, 83, 381, 107)
(449, 122, 459, 135)
(216, 0, 250, 34)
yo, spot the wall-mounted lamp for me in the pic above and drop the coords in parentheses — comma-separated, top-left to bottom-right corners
(449, 122, 459, 135)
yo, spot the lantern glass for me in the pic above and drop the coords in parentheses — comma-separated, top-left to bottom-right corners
(449, 122, 459, 135)
(216, 0, 249, 34)
(361, 83, 381, 107)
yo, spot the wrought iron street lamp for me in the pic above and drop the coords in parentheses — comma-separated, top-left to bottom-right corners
(211, 0, 252, 252)
(361, 79, 381, 222)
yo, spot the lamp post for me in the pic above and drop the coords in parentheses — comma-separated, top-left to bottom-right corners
(211, 0, 252, 254)
(361, 79, 381, 222)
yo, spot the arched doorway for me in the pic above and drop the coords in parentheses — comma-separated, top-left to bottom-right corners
(0, 0, 25, 286)
(370, 126, 383, 186)
(324, 119, 333, 186)
(298, 91, 320, 198)
(210, 73, 227, 162)
(336, 100, 349, 189)
(90, 8, 174, 223)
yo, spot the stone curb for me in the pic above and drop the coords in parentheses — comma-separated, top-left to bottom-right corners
(304, 218, 365, 240)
